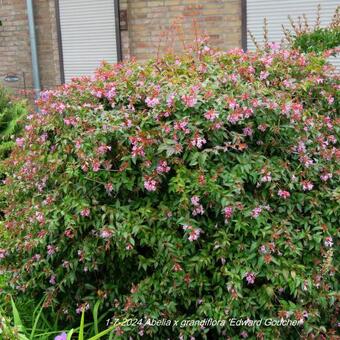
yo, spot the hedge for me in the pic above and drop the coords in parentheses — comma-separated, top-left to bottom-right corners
(0, 41, 339, 338)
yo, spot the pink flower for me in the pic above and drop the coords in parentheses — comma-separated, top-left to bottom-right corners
(301, 180, 313, 191)
(191, 195, 200, 206)
(126, 243, 134, 250)
(315, 77, 324, 84)
(156, 160, 171, 173)
(243, 127, 253, 136)
(97, 144, 111, 155)
(291, 103, 303, 115)
(105, 183, 113, 192)
(64, 229, 74, 239)
(323, 116, 333, 130)
(327, 95, 334, 105)
(31, 254, 40, 262)
(251, 207, 262, 218)
(80, 208, 90, 217)
(320, 172, 332, 182)
(283, 79, 295, 89)
(245, 272, 256, 284)
(145, 97, 160, 108)
(40, 90, 51, 102)
(182, 225, 202, 241)
(105, 86, 116, 100)
(188, 228, 202, 241)
(132, 145, 145, 158)
(192, 205, 204, 216)
(224, 206, 233, 221)
(16, 138, 25, 147)
(240, 331, 249, 339)
(77, 249, 85, 262)
(76, 303, 90, 315)
(259, 71, 269, 80)
(259, 245, 267, 254)
(204, 110, 219, 121)
(248, 66, 255, 74)
(269, 42, 280, 50)
(25, 125, 33, 131)
(91, 89, 104, 98)
(191, 135, 206, 149)
(0, 248, 8, 259)
(213, 122, 222, 129)
(227, 98, 238, 109)
(63, 117, 77, 126)
(144, 177, 157, 192)
(260, 172, 272, 183)
(49, 275, 56, 285)
(296, 141, 306, 153)
(324, 236, 333, 248)
(181, 94, 197, 108)
(227, 112, 243, 124)
(258, 124, 268, 132)
(100, 228, 113, 239)
(278, 190, 290, 199)
(47, 245, 56, 256)
(167, 93, 175, 107)
(174, 119, 189, 133)
(92, 159, 101, 172)
(327, 135, 336, 144)
(299, 155, 313, 168)
(35, 211, 45, 224)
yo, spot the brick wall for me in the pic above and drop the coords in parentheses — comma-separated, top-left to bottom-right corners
(0, 0, 32, 93)
(0, 0, 242, 93)
(0, 0, 61, 94)
(125, 0, 242, 61)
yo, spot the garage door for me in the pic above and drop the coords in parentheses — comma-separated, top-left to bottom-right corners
(247, 0, 339, 70)
(58, 0, 119, 83)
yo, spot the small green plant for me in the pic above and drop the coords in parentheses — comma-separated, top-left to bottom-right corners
(0, 86, 26, 160)
(283, 5, 340, 54)
(291, 27, 340, 54)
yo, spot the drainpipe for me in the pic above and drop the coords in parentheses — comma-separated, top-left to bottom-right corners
(26, 0, 41, 99)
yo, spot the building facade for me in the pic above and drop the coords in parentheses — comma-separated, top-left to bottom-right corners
(0, 0, 338, 95)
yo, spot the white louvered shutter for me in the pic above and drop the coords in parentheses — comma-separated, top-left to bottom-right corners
(58, 0, 118, 83)
(247, 0, 339, 71)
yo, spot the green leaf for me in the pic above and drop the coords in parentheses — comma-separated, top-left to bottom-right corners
(29, 302, 44, 340)
(93, 300, 101, 335)
(88, 321, 127, 340)
(67, 329, 75, 340)
(78, 310, 85, 340)
(11, 296, 26, 333)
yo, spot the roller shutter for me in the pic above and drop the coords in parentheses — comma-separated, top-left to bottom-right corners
(58, 0, 119, 82)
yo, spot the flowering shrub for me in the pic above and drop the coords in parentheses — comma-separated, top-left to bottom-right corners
(0, 41, 339, 338)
